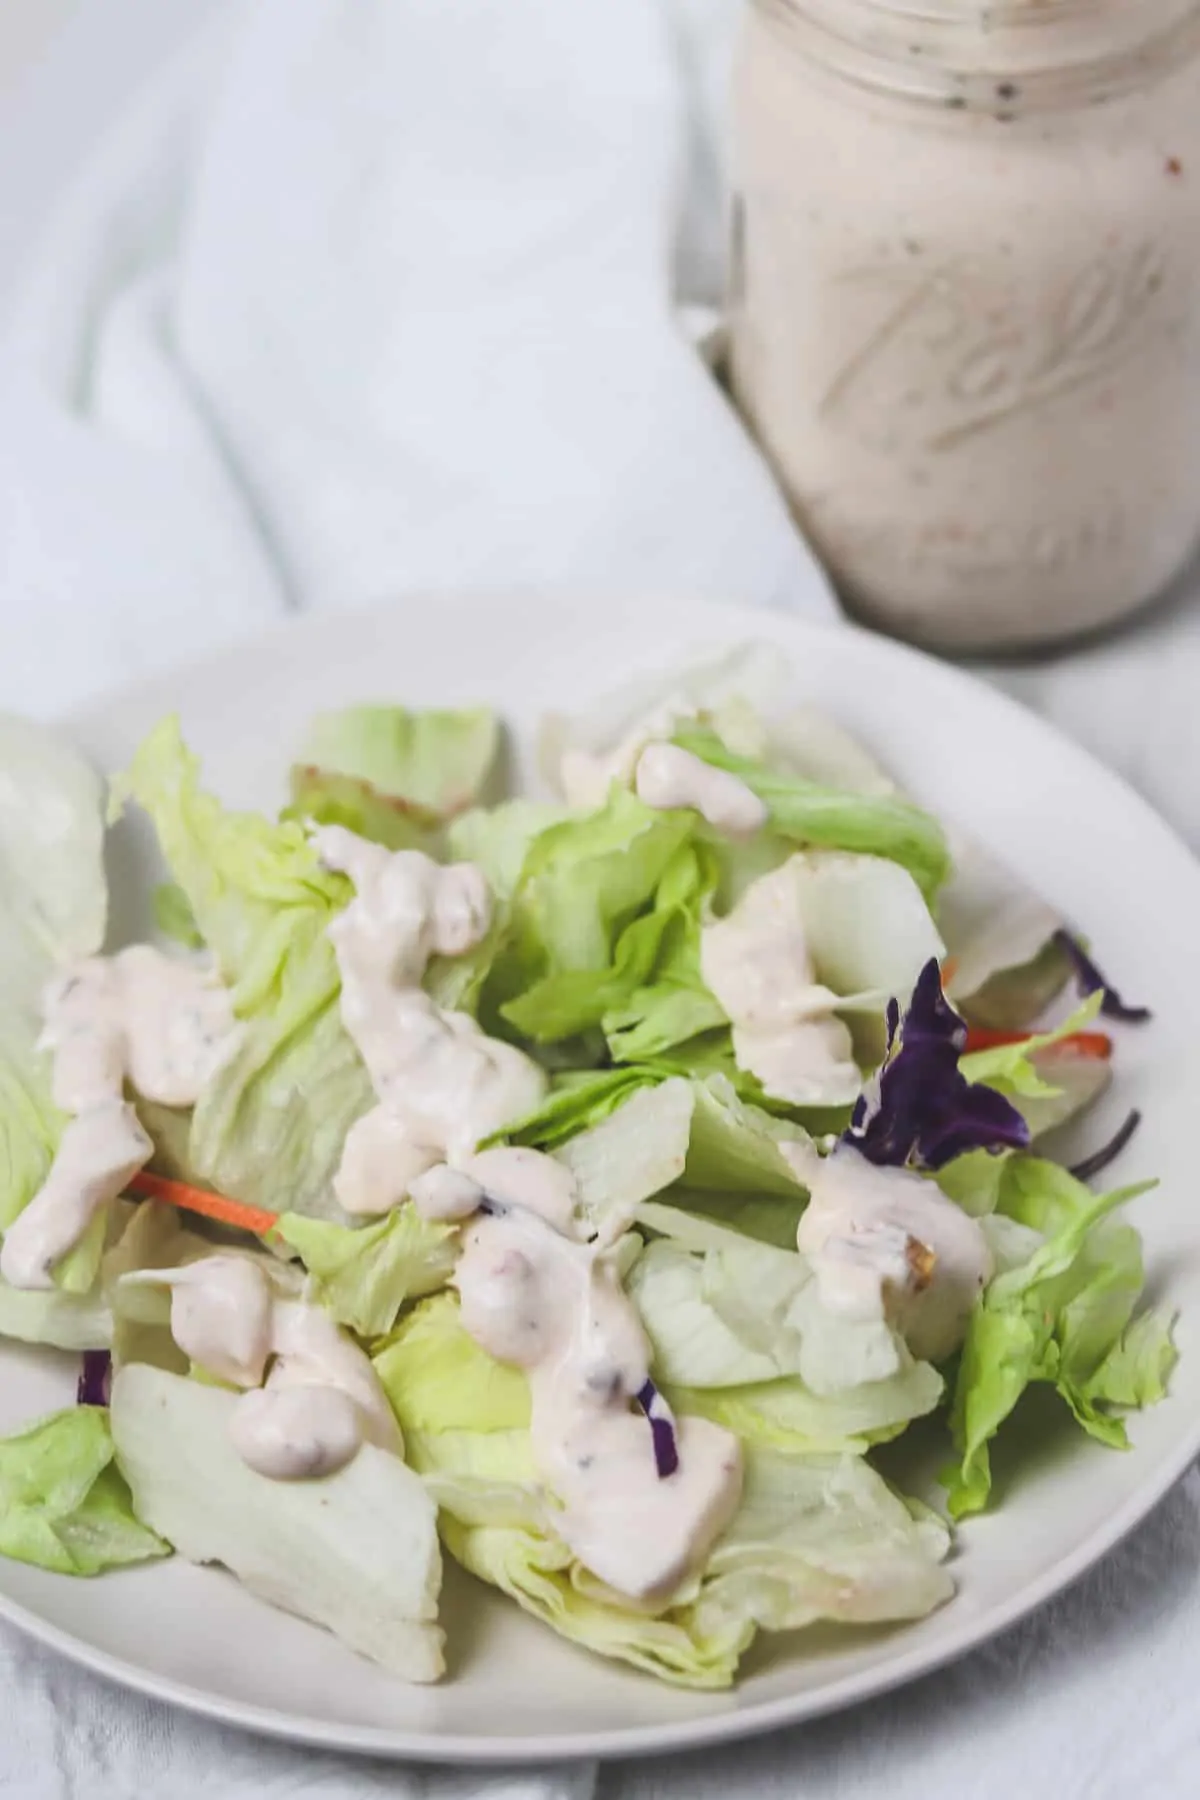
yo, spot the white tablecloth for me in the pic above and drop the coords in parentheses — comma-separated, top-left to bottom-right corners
(1, 5, 1199, 1797)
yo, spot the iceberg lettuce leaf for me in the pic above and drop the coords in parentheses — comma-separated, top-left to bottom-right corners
(946, 1169, 1165, 1517)
(671, 724, 951, 901)
(298, 704, 499, 818)
(111, 1363, 444, 1681)
(115, 718, 372, 1220)
(0, 1404, 168, 1576)
(375, 1294, 951, 1688)
(272, 1205, 459, 1338)
(0, 718, 109, 1293)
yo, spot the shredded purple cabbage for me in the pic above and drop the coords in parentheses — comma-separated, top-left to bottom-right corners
(844, 959, 1031, 1173)
(1071, 1109, 1143, 1184)
(76, 1350, 112, 1409)
(1054, 931, 1151, 1024)
(635, 1378, 679, 1480)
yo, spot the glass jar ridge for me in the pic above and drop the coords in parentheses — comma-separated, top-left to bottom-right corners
(759, 0, 1200, 113)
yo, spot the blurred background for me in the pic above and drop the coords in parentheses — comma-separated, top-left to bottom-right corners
(0, 1, 221, 301)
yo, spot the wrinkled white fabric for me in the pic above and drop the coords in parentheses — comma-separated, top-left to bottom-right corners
(1, 3, 1198, 1798)
(0, 0, 828, 725)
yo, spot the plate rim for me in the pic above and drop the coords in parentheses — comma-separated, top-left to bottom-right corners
(2, 591, 1197, 1766)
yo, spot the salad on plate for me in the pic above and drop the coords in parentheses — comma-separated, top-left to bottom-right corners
(0, 647, 1176, 1689)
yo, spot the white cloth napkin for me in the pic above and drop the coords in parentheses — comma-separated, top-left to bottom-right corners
(0, 0, 829, 725)
(1, 3, 1199, 1798)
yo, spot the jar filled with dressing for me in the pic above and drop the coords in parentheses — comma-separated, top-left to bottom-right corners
(729, 0, 1200, 651)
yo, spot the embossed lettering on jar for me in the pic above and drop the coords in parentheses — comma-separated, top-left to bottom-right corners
(730, 0, 1200, 650)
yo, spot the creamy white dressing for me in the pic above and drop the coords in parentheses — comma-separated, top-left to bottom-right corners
(635, 743, 768, 838)
(41, 947, 240, 1112)
(460, 1147, 579, 1234)
(317, 824, 741, 1595)
(408, 1164, 485, 1223)
(156, 1253, 274, 1387)
(314, 827, 547, 1216)
(787, 1143, 994, 1365)
(701, 863, 861, 1106)
(558, 698, 698, 811)
(230, 1385, 363, 1482)
(0, 1105, 152, 1290)
(452, 1182, 743, 1600)
(0, 947, 240, 1291)
(135, 1252, 402, 1481)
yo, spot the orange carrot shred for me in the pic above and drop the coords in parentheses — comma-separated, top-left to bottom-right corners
(128, 1170, 278, 1236)
(964, 1027, 1113, 1062)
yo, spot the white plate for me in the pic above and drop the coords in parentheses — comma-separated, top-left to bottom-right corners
(2, 593, 1198, 1766)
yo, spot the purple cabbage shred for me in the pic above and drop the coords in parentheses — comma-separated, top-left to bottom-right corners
(844, 959, 1031, 1173)
(1070, 1109, 1143, 1184)
(1054, 930, 1151, 1025)
(76, 1350, 112, 1409)
(635, 1378, 679, 1479)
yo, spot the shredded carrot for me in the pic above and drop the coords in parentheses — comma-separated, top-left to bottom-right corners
(940, 956, 960, 988)
(128, 1170, 278, 1236)
(964, 1027, 1113, 1062)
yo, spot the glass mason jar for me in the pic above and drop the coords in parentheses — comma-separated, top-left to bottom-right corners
(729, 0, 1200, 651)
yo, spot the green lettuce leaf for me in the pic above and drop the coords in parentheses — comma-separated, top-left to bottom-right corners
(599, 842, 728, 1062)
(0, 717, 110, 1294)
(684, 1075, 812, 1199)
(639, 1190, 806, 1253)
(375, 1295, 951, 1688)
(746, 852, 944, 1015)
(153, 883, 203, 951)
(499, 1072, 810, 1223)
(446, 801, 572, 900)
(0, 1033, 62, 1239)
(115, 718, 372, 1220)
(113, 716, 349, 980)
(958, 994, 1104, 1102)
(110, 1363, 444, 1681)
(0, 1277, 111, 1351)
(287, 768, 440, 853)
(496, 1068, 665, 1150)
(0, 1029, 121, 1299)
(690, 1449, 951, 1642)
(0, 1405, 168, 1576)
(298, 704, 499, 818)
(627, 1237, 942, 1449)
(604, 983, 728, 1066)
(503, 840, 722, 1048)
(671, 724, 951, 901)
(674, 1372, 942, 1455)
(288, 704, 499, 849)
(1077, 1306, 1177, 1413)
(271, 1205, 459, 1338)
(946, 1166, 1168, 1517)
(374, 1293, 532, 1434)
(551, 1079, 693, 1237)
(488, 789, 697, 1037)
